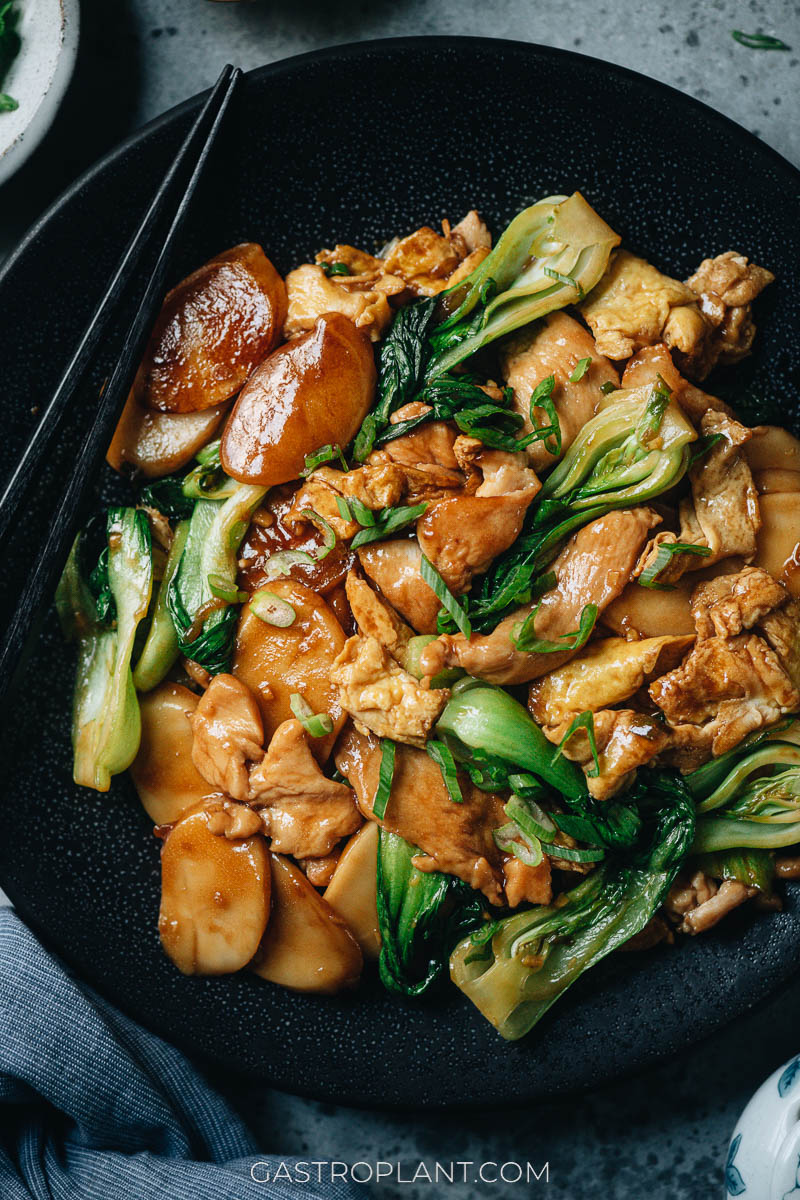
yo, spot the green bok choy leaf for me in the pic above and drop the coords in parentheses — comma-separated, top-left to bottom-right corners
(692, 746, 800, 852)
(167, 483, 265, 675)
(377, 829, 488, 996)
(436, 683, 586, 800)
(537, 383, 696, 511)
(450, 771, 694, 1040)
(427, 192, 620, 377)
(132, 518, 190, 692)
(58, 508, 153, 792)
(354, 192, 619, 460)
(692, 848, 775, 896)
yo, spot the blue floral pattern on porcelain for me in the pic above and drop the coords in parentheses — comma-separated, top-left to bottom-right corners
(726, 1056, 800, 1198)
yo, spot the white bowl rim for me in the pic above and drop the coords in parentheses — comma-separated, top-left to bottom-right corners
(0, 0, 80, 187)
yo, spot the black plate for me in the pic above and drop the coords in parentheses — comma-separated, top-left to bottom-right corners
(2, 38, 800, 1109)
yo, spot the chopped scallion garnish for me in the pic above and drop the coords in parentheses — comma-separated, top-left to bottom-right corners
(426, 739, 463, 803)
(351, 502, 428, 549)
(569, 357, 592, 383)
(207, 573, 247, 604)
(289, 692, 334, 737)
(300, 508, 336, 554)
(512, 601, 597, 654)
(551, 710, 601, 777)
(372, 738, 396, 820)
(732, 29, 790, 50)
(638, 541, 711, 590)
(250, 589, 296, 627)
(301, 442, 349, 476)
(493, 820, 543, 867)
(420, 553, 472, 639)
(543, 266, 585, 299)
(321, 261, 351, 276)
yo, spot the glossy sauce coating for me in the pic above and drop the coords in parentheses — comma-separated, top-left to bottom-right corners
(232, 577, 347, 762)
(130, 682, 218, 824)
(158, 806, 270, 976)
(251, 853, 362, 993)
(754, 493, 800, 596)
(221, 312, 376, 486)
(238, 484, 355, 596)
(107, 391, 229, 478)
(135, 243, 287, 413)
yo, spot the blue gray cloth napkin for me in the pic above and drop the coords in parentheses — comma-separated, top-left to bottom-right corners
(0, 909, 359, 1199)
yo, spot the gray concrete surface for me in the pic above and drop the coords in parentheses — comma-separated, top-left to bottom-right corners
(1, 1, 799, 1196)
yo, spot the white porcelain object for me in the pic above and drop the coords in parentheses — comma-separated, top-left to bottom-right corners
(725, 1055, 800, 1198)
(0, 0, 79, 187)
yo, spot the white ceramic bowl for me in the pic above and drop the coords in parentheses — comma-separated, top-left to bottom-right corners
(725, 1055, 800, 1198)
(0, 0, 80, 187)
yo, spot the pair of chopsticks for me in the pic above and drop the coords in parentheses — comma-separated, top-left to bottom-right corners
(0, 64, 242, 692)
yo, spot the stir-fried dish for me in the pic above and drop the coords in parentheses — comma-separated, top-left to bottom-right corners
(56, 193, 800, 1039)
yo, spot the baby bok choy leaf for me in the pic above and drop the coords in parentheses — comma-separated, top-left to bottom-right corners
(436, 683, 586, 800)
(537, 383, 697, 512)
(59, 508, 153, 792)
(692, 751, 800, 853)
(353, 193, 619, 460)
(692, 848, 776, 896)
(450, 771, 695, 1039)
(132, 519, 190, 692)
(167, 483, 265, 675)
(427, 193, 620, 378)
(377, 829, 488, 996)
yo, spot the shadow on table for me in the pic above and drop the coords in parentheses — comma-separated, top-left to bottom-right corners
(0, 0, 142, 261)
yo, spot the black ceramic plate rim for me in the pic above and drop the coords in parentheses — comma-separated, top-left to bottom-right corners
(3, 36, 800, 1109)
(3, 34, 799, 297)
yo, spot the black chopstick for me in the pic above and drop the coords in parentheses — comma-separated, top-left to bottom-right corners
(0, 64, 238, 547)
(0, 64, 242, 694)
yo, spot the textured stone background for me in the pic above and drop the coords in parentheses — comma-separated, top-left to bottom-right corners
(1, 1, 799, 1196)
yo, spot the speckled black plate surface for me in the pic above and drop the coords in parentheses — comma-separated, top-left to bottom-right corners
(1, 38, 800, 1109)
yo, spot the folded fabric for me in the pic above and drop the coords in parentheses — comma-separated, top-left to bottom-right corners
(0, 909, 359, 1199)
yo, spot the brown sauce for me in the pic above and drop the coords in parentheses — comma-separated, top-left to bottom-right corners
(238, 484, 355, 597)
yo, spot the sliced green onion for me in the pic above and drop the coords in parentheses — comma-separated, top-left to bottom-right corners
(636, 379, 671, 446)
(262, 549, 316, 581)
(638, 542, 711, 590)
(569, 356, 592, 383)
(300, 508, 336, 556)
(521, 375, 561, 456)
(321, 261, 351, 276)
(539, 840, 605, 864)
(420, 553, 472, 639)
(289, 692, 334, 737)
(250, 589, 296, 627)
(688, 431, 725, 468)
(302, 442, 349, 476)
(372, 739, 396, 820)
(508, 771, 549, 795)
(493, 821, 543, 868)
(551, 710, 601, 778)
(543, 266, 584, 299)
(600, 381, 617, 396)
(505, 793, 557, 838)
(732, 29, 790, 50)
(207, 573, 247, 604)
(336, 495, 353, 521)
(348, 496, 376, 527)
(426, 739, 463, 803)
(351, 502, 428, 549)
(513, 601, 597, 654)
